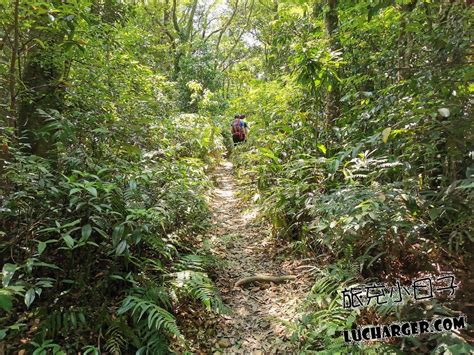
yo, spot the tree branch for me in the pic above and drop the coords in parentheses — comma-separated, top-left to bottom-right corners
(215, 0, 239, 50)
(144, 7, 176, 43)
(219, 0, 254, 69)
(172, 0, 182, 37)
(184, 0, 199, 41)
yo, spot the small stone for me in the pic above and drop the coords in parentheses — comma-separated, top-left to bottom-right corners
(206, 328, 216, 336)
(217, 338, 232, 348)
(438, 108, 450, 117)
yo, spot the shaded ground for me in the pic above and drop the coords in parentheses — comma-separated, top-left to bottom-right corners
(197, 160, 313, 353)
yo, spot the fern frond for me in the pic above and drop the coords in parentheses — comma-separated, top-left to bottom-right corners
(170, 270, 226, 314)
(104, 324, 126, 355)
(175, 254, 208, 271)
(118, 295, 182, 338)
(145, 286, 172, 309)
(39, 308, 89, 338)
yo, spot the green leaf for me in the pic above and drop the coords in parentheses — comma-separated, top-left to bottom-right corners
(2, 264, 16, 287)
(0, 293, 13, 311)
(258, 147, 279, 163)
(32, 261, 61, 270)
(81, 224, 92, 240)
(112, 225, 124, 245)
(78, 312, 86, 324)
(63, 235, 75, 248)
(456, 182, 474, 190)
(93, 227, 108, 239)
(327, 325, 337, 336)
(62, 219, 81, 229)
(116, 240, 127, 255)
(86, 186, 97, 197)
(429, 208, 441, 220)
(25, 288, 36, 308)
(38, 241, 47, 255)
(70, 312, 77, 328)
(69, 188, 81, 195)
(346, 314, 356, 327)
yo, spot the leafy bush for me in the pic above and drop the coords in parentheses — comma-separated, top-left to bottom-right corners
(0, 3, 225, 351)
(229, 1, 473, 352)
(0, 135, 223, 351)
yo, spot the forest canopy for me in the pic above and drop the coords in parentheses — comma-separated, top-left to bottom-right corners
(0, 0, 473, 353)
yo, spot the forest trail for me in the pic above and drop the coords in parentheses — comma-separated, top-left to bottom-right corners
(202, 160, 313, 353)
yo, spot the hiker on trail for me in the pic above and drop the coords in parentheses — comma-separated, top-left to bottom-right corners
(231, 114, 249, 145)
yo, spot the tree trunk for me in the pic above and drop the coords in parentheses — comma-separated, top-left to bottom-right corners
(18, 18, 64, 157)
(324, 0, 341, 124)
(1, 0, 19, 175)
(8, 0, 19, 128)
(397, 0, 417, 81)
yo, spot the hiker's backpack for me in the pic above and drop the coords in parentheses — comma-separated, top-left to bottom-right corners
(231, 118, 245, 139)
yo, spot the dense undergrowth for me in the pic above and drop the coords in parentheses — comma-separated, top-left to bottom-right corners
(0, 1, 225, 353)
(229, 1, 473, 353)
(1, 142, 223, 353)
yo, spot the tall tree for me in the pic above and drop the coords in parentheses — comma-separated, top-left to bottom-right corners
(324, 0, 341, 124)
(17, 2, 69, 157)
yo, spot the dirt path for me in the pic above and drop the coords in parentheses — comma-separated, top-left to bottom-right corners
(202, 160, 313, 353)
